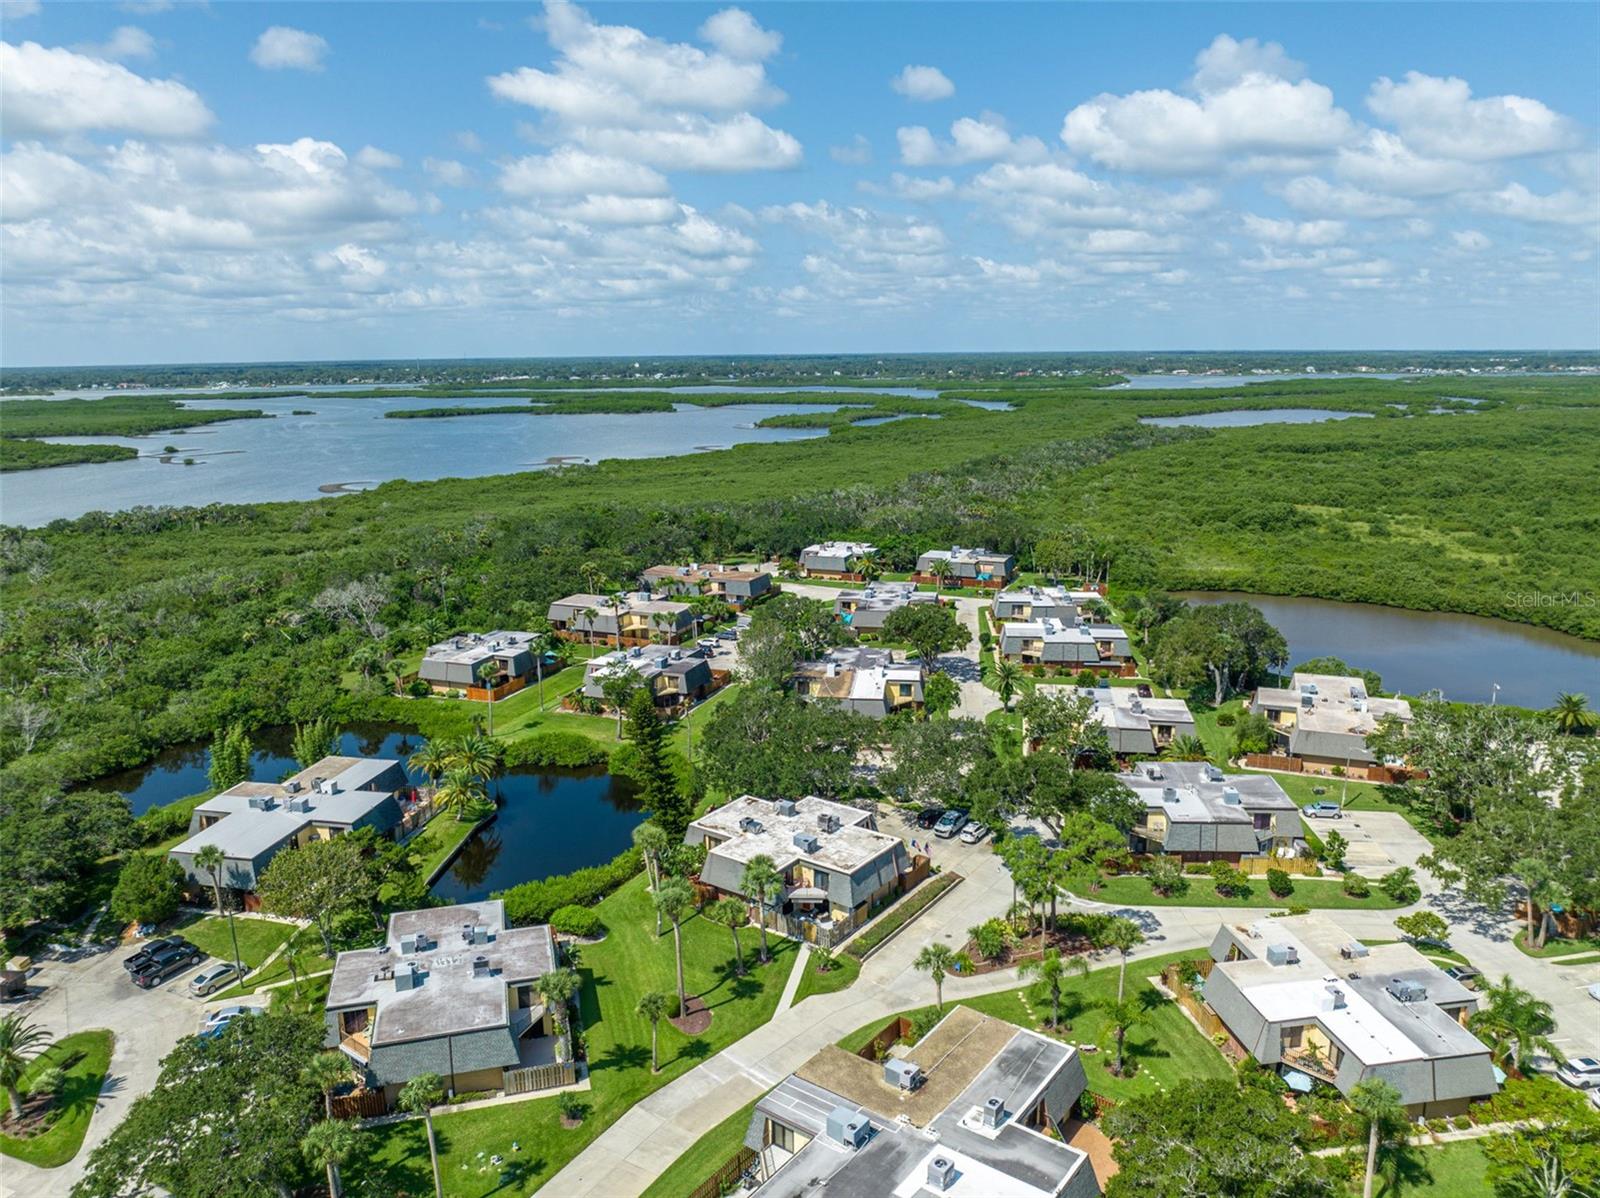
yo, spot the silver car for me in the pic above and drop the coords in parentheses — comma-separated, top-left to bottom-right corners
(188, 962, 243, 997)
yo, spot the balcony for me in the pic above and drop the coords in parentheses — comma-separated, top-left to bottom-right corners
(338, 1030, 371, 1064)
(1282, 1048, 1337, 1083)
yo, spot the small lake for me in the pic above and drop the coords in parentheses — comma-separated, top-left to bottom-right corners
(1139, 409, 1375, 428)
(430, 764, 644, 903)
(87, 721, 425, 815)
(1176, 592, 1600, 707)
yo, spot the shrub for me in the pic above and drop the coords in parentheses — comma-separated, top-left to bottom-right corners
(498, 848, 642, 925)
(1216, 712, 1237, 727)
(1144, 856, 1189, 898)
(1266, 868, 1294, 898)
(1075, 669, 1097, 687)
(1285, 904, 1310, 916)
(968, 918, 1011, 962)
(1320, 829, 1349, 870)
(908, 1007, 943, 1042)
(1232, 712, 1274, 756)
(1381, 867, 1421, 904)
(550, 905, 605, 939)
(502, 732, 611, 769)
(557, 1093, 588, 1122)
(111, 853, 185, 926)
(137, 798, 203, 846)
(1208, 860, 1252, 898)
(406, 678, 432, 698)
(1342, 871, 1370, 898)
(979, 631, 993, 650)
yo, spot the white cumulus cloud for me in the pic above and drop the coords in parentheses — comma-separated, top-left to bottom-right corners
(0, 40, 212, 138)
(76, 25, 156, 61)
(250, 26, 329, 72)
(699, 8, 781, 62)
(891, 64, 954, 102)
(1367, 72, 1581, 162)
(898, 116, 1046, 166)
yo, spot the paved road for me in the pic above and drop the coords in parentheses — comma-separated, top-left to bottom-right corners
(0, 942, 258, 1198)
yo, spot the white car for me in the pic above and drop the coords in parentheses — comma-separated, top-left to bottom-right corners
(1555, 1057, 1600, 1090)
(958, 822, 990, 845)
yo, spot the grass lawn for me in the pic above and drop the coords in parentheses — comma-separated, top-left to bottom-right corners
(837, 948, 1229, 1103)
(405, 811, 483, 884)
(351, 872, 799, 1196)
(1554, 953, 1600, 966)
(177, 913, 295, 970)
(1514, 929, 1600, 958)
(790, 950, 861, 1005)
(0, 1030, 115, 1169)
(1363, 1139, 1492, 1198)
(214, 936, 333, 998)
(1088, 873, 1406, 910)
(637, 1096, 762, 1198)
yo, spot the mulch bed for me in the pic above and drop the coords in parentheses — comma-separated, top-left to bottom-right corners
(959, 932, 1097, 975)
(669, 995, 712, 1036)
(0, 1094, 57, 1139)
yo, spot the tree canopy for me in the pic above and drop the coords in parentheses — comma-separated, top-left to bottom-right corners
(697, 686, 874, 799)
(0, 784, 132, 933)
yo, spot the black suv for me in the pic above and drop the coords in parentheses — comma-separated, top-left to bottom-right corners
(915, 807, 946, 830)
(131, 943, 202, 989)
(124, 936, 187, 975)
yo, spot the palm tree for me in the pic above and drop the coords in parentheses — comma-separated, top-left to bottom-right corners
(1096, 996, 1144, 1077)
(1018, 948, 1089, 1030)
(636, 990, 670, 1073)
(194, 843, 227, 916)
(433, 765, 486, 821)
(0, 1014, 52, 1117)
(397, 1072, 445, 1198)
(581, 606, 599, 648)
(408, 741, 451, 789)
(303, 1051, 354, 1119)
(706, 898, 748, 977)
(529, 626, 556, 710)
(1161, 734, 1210, 762)
(914, 943, 965, 1009)
(301, 1118, 357, 1198)
(741, 855, 782, 964)
(578, 560, 606, 598)
(1548, 692, 1596, 736)
(475, 659, 499, 735)
(634, 822, 672, 933)
(1098, 917, 1146, 1003)
(991, 659, 1024, 711)
(1349, 1077, 1405, 1198)
(857, 557, 882, 584)
(653, 876, 694, 1015)
(449, 734, 501, 781)
(538, 967, 581, 1059)
(348, 642, 382, 681)
(930, 560, 951, 597)
(1470, 975, 1565, 1073)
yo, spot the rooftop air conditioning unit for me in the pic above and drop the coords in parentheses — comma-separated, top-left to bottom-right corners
(1387, 978, 1428, 1004)
(472, 955, 491, 977)
(981, 1096, 1006, 1128)
(739, 817, 764, 834)
(1205, 764, 1225, 783)
(1325, 984, 1347, 1010)
(395, 963, 423, 991)
(1146, 765, 1165, 780)
(471, 925, 489, 946)
(285, 780, 302, 794)
(1222, 787, 1241, 805)
(793, 833, 820, 853)
(825, 1106, 870, 1150)
(1266, 944, 1300, 966)
(1350, 685, 1362, 698)
(1130, 699, 1143, 713)
(1162, 786, 1179, 803)
(884, 1059, 924, 1090)
(775, 800, 798, 817)
(318, 779, 339, 796)
(1340, 942, 1370, 960)
(400, 934, 418, 954)
(926, 1155, 957, 1191)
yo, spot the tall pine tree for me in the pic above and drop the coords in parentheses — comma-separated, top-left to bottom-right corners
(624, 688, 690, 836)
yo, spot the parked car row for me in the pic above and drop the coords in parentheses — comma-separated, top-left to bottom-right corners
(123, 938, 202, 989)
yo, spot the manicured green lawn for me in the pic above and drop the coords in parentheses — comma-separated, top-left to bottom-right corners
(405, 811, 483, 885)
(838, 948, 1229, 1103)
(1365, 1139, 1492, 1198)
(790, 950, 861, 1005)
(1553, 953, 1600, 966)
(351, 873, 798, 1196)
(0, 1030, 115, 1169)
(177, 913, 295, 970)
(637, 1096, 762, 1198)
(1088, 874, 1405, 910)
(1514, 930, 1600, 958)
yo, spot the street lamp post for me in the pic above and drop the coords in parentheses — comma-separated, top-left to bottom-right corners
(1491, 683, 1501, 707)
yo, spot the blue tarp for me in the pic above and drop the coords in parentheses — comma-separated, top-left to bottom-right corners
(1281, 1068, 1316, 1094)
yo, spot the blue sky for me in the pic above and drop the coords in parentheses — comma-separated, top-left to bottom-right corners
(2, 1, 1597, 364)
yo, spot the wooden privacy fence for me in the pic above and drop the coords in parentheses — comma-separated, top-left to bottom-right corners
(463, 676, 528, 702)
(1244, 753, 1303, 772)
(687, 1146, 759, 1198)
(1238, 856, 1321, 877)
(856, 1017, 915, 1061)
(503, 1062, 577, 1095)
(330, 1090, 388, 1120)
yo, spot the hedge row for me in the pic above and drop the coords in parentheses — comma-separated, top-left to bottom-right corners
(502, 731, 612, 770)
(844, 873, 961, 960)
(497, 846, 643, 926)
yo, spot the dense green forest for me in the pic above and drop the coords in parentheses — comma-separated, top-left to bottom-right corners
(0, 375, 1596, 806)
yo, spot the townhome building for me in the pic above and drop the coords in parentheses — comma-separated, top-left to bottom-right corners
(641, 563, 774, 607)
(418, 630, 543, 694)
(1118, 760, 1303, 860)
(798, 541, 877, 579)
(832, 581, 940, 632)
(581, 643, 718, 710)
(1202, 915, 1498, 1116)
(742, 1005, 1100, 1197)
(793, 646, 924, 718)
(1027, 685, 1195, 756)
(1251, 673, 1414, 777)
(996, 617, 1134, 674)
(324, 901, 568, 1109)
(914, 545, 1018, 587)
(546, 591, 695, 645)
(991, 584, 1103, 623)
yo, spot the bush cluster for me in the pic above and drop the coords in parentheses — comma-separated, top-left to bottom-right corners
(498, 847, 642, 926)
(502, 732, 611, 769)
(549, 905, 606, 939)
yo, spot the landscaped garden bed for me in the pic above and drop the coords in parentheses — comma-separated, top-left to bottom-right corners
(842, 872, 962, 960)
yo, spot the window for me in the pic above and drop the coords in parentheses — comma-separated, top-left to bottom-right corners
(1283, 1025, 1304, 1049)
(1253, 813, 1272, 830)
(811, 870, 830, 891)
(770, 1121, 797, 1153)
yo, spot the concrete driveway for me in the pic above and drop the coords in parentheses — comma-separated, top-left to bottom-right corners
(1322, 810, 1434, 877)
(0, 944, 251, 1198)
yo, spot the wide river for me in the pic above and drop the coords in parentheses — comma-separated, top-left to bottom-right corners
(0, 386, 934, 527)
(1178, 592, 1600, 708)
